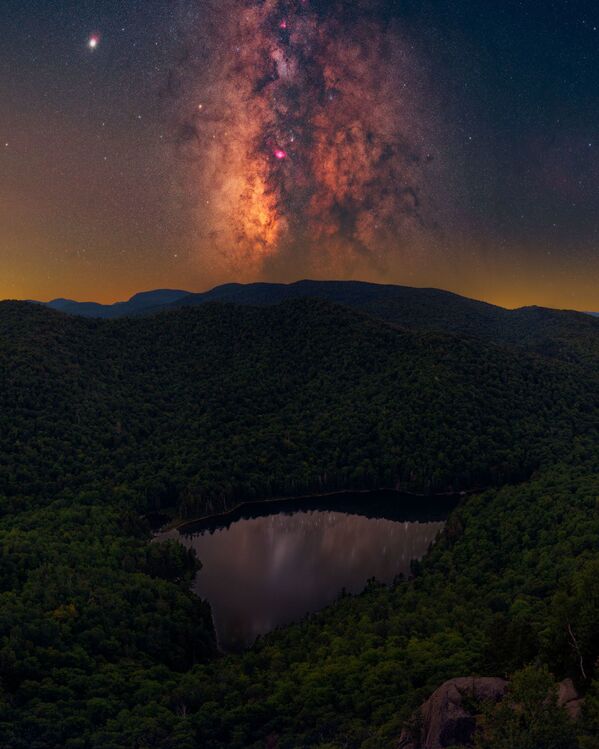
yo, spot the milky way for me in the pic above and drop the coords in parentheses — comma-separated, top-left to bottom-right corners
(173, 0, 449, 279)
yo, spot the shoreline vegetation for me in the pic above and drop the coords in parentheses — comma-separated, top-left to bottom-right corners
(154, 485, 471, 534)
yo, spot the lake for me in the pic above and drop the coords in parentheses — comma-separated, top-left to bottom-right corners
(157, 491, 453, 651)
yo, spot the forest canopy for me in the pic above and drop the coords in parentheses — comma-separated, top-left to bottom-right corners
(0, 296, 597, 747)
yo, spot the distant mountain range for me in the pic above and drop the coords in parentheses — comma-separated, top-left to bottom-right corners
(41, 289, 190, 319)
(36, 281, 599, 360)
(40, 280, 598, 323)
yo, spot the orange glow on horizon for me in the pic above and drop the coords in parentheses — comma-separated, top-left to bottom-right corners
(2, 246, 598, 314)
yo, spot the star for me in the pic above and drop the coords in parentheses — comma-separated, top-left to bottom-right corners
(88, 34, 100, 51)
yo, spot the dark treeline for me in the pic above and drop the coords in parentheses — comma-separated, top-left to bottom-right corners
(0, 297, 597, 747)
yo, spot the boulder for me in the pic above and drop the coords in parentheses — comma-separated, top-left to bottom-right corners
(398, 677, 508, 749)
(398, 675, 585, 748)
(557, 678, 584, 721)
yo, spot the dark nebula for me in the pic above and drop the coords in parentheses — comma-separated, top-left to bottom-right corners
(172, 0, 450, 279)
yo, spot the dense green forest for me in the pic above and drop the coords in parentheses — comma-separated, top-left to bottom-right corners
(1, 299, 597, 515)
(0, 296, 598, 747)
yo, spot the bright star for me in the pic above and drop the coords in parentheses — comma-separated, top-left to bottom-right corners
(88, 35, 100, 50)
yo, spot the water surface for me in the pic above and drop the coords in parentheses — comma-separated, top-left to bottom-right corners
(159, 492, 450, 650)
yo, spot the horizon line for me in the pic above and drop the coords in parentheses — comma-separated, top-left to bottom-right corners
(2, 279, 597, 315)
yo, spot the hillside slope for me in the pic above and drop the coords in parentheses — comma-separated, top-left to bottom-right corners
(0, 299, 597, 748)
(37, 281, 599, 368)
(1, 298, 595, 517)
(162, 280, 599, 367)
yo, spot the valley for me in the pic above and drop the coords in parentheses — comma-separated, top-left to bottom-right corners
(0, 284, 597, 747)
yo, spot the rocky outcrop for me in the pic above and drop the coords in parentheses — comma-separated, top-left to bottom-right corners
(557, 678, 584, 720)
(398, 677, 508, 749)
(398, 675, 585, 749)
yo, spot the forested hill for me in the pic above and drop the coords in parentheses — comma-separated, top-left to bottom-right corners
(154, 280, 599, 367)
(42, 280, 599, 367)
(0, 298, 595, 518)
(0, 298, 598, 748)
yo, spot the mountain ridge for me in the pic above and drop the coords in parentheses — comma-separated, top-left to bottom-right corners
(29, 280, 599, 369)
(34, 280, 594, 319)
(40, 288, 190, 318)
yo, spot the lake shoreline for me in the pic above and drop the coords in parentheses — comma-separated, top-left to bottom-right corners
(159, 491, 450, 651)
(154, 485, 475, 535)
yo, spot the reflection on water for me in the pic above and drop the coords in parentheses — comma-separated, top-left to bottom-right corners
(160, 499, 446, 651)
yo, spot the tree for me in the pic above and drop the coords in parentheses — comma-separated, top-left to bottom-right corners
(475, 666, 578, 749)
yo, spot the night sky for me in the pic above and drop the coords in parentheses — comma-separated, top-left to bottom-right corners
(2, 0, 599, 309)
